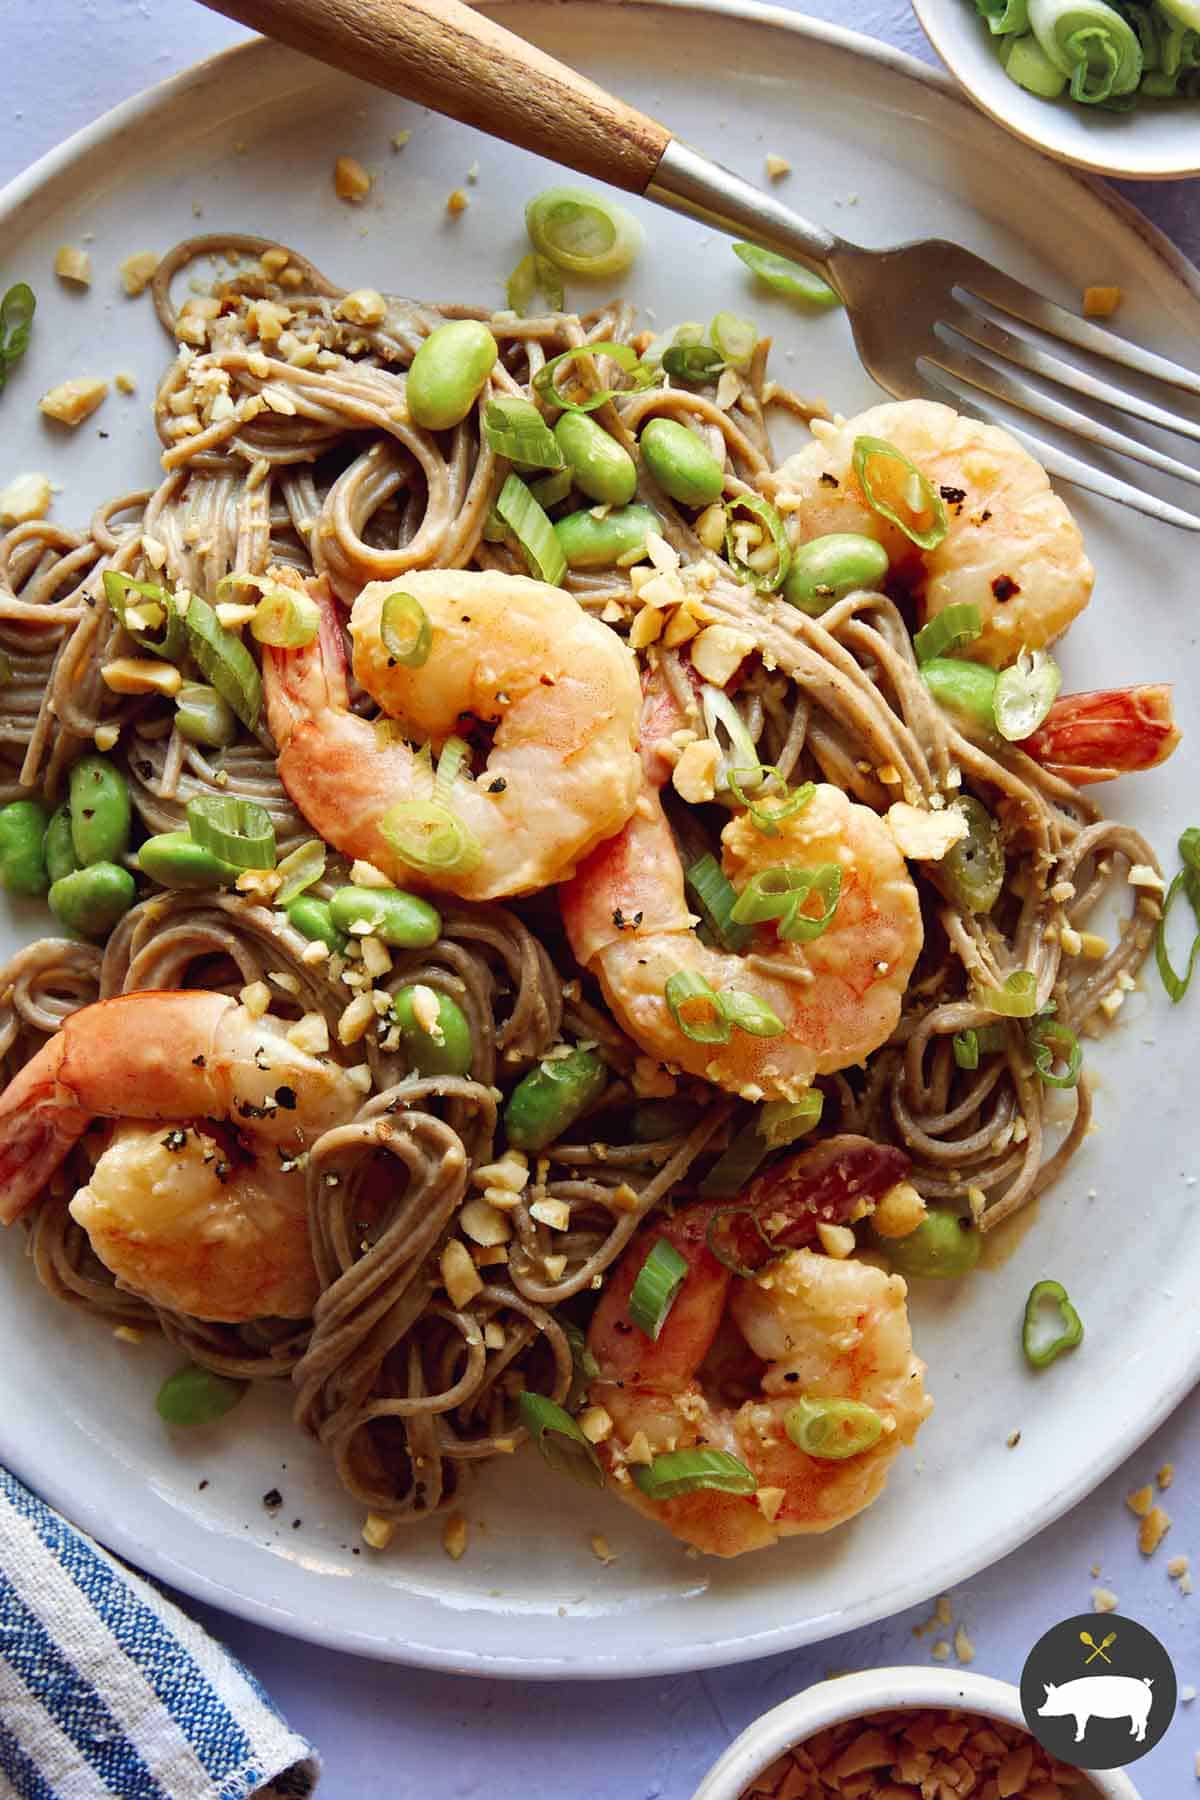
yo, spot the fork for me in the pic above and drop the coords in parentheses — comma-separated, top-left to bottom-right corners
(202, 0, 1200, 530)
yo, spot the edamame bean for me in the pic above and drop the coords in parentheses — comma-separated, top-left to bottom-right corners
(138, 831, 238, 890)
(391, 984, 473, 1077)
(639, 417, 725, 508)
(553, 412, 637, 506)
(782, 533, 890, 615)
(553, 502, 661, 571)
(43, 805, 80, 885)
(48, 862, 136, 938)
(156, 1362, 247, 1427)
(934, 795, 1005, 915)
(920, 657, 999, 730)
(286, 895, 346, 952)
(328, 885, 441, 947)
(69, 755, 131, 867)
(873, 1208, 981, 1280)
(504, 1048, 608, 1152)
(406, 320, 498, 431)
(175, 682, 239, 749)
(0, 799, 49, 897)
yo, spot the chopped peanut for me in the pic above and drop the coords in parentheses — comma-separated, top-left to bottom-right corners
(459, 1198, 512, 1247)
(337, 288, 388, 328)
(1083, 285, 1121, 319)
(629, 604, 665, 650)
(286, 1012, 330, 1056)
(441, 1238, 483, 1309)
(764, 153, 792, 180)
(1126, 1484, 1154, 1518)
(872, 1181, 927, 1239)
(886, 802, 968, 862)
(54, 245, 91, 286)
(120, 251, 159, 296)
(362, 1512, 396, 1551)
(816, 1221, 856, 1259)
(756, 1486, 786, 1523)
(442, 1512, 468, 1559)
(690, 624, 755, 687)
(337, 992, 376, 1045)
(40, 377, 108, 426)
(334, 155, 372, 202)
(0, 473, 52, 526)
(239, 980, 271, 1020)
(589, 1533, 616, 1565)
(1092, 1586, 1119, 1613)
(672, 738, 720, 805)
(579, 1406, 613, 1444)
(529, 1198, 571, 1231)
(1138, 1505, 1171, 1556)
(446, 188, 469, 216)
(694, 502, 726, 551)
(101, 657, 182, 697)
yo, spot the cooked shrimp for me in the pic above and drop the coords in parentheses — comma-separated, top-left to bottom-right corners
(560, 695, 922, 1100)
(0, 990, 359, 1320)
(772, 398, 1093, 668)
(263, 568, 641, 901)
(587, 1137, 931, 1556)
(1022, 683, 1181, 785)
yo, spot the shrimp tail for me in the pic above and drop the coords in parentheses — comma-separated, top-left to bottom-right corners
(0, 1040, 91, 1224)
(261, 576, 350, 753)
(743, 1135, 910, 1250)
(1021, 683, 1181, 786)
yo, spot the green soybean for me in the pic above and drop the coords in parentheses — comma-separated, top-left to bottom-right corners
(0, 799, 49, 897)
(873, 1208, 981, 1280)
(553, 412, 637, 506)
(156, 1362, 248, 1427)
(553, 502, 660, 570)
(328, 885, 441, 948)
(391, 985, 473, 1077)
(286, 895, 346, 952)
(43, 805, 80, 885)
(505, 1048, 608, 1152)
(68, 755, 131, 867)
(921, 657, 999, 731)
(138, 831, 238, 890)
(639, 417, 725, 508)
(175, 682, 239, 749)
(782, 533, 890, 615)
(406, 320, 498, 431)
(48, 862, 136, 938)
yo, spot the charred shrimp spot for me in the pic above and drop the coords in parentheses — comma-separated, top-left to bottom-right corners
(275, 1085, 297, 1110)
(487, 777, 507, 794)
(991, 575, 1020, 602)
(192, 1055, 206, 1068)
(819, 472, 838, 488)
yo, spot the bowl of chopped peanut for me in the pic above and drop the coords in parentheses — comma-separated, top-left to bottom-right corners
(691, 1667, 1140, 1799)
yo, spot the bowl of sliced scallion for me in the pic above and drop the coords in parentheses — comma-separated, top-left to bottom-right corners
(912, 0, 1200, 177)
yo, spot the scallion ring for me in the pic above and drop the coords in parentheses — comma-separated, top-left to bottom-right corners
(517, 1391, 604, 1487)
(274, 838, 326, 907)
(664, 970, 731, 1044)
(628, 1238, 689, 1339)
(731, 242, 840, 308)
(525, 187, 644, 280)
(912, 604, 983, 666)
(701, 685, 761, 798)
(785, 1396, 884, 1460)
(699, 1090, 823, 1199)
(1028, 1015, 1082, 1089)
(685, 853, 753, 954)
(710, 311, 757, 370)
(1022, 1278, 1083, 1368)
(505, 252, 565, 317)
(185, 594, 262, 730)
(852, 435, 948, 550)
(493, 474, 567, 586)
(186, 795, 277, 871)
(380, 592, 432, 667)
(662, 343, 724, 383)
(704, 1204, 779, 1275)
(729, 864, 843, 944)
(380, 799, 481, 876)
(994, 648, 1062, 741)
(726, 765, 815, 837)
(631, 1448, 757, 1500)
(249, 586, 321, 649)
(482, 396, 563, 470)
(977, 969, 1040, 1017)
(719, 989, 784, 1037)
(531, 341, 655, 416)
(1155, 827, 1200, 1003)
(435, 734, 472, 804)
(723, 493, 791, 594)
(103, 570, 187, 662)
(952, 1026, 1006, 1069)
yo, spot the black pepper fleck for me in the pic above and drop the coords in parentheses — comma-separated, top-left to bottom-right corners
(274, 1085, 297, 1110)
(819, 472, 838, 489)
(262, 1488, 283, 1510)
(487, 777, 507, 794)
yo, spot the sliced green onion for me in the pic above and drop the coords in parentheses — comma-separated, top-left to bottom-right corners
(1156, 828, 1200, 1004)
(761, 1091, 825, 1147)
(727, 766, 815, 838)
(505, 252, 565, 317)
(853, 436, 947, 550)
(724, 493, 790, 594)
(701, 685, 761, 798)
(686, 854, 753, 954)
(719, 989, 784, 1037)
(517, 1391, 604, 1487)
(186, 795, 276, 870)
(0, 282, 35, 390)
(184, 594, 262, 731)
(1022, 1278, 1083, 1368)
(710, 311, 757, 370)
(494, 474, 567, 586)
(562, 1320, 600, 1413)
(977, 969, 1039, 1018)
(699, 1089, 824, 1200)
(632, 1447, 757, 1500)
(525, 186, 644, 280)
(730, 864, 843, 944)
(380, 799, 481, 876)
(482, 396, 563, 470)
(249, 586, 320, 649)
(731, 242, 841, 308)
(662, 343, 724, 383)
(532, 341, 655, 416)
(913, 605, 983, 666)
(174, 682, 239, 750)
(274, 838, 326, 907)
(380, 591, 432, 667)
(994, 648, 1062, 741)
(952, 1025, 1006, 1069)
(628, 1237, 689, 1339)
(665, 969, 730, 1044)
(785, 1397, 884, 1460)
(435, 734, 471, 805)
(103, 570, 187, 662)
(1028, 1015, 1082, 1089)
(529, 468, 573, 510)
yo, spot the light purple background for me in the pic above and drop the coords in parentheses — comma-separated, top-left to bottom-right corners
(3, 4, 1199, 1795)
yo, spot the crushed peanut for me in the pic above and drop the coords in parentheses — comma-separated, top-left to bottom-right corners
(886, 802, 968, 863)
(334, 155, 372, 202)
(113, 1325, 143, 1345)
(579, 1405, 613, 1444)
(350, 858, 392, 888)
(529, 1197, 571, 1231)
(54, 245, 92, 286)
(361, 1512, 396, 1551)
(442, 1512, 469, 1560)
(589, 1532, 616, 1565)
(816, 1221, 856, 1259)
(337, 287, 388, 328)
(1159, 1462, 1175, 1490)
(691, 623, 756, 687)
(120, 251, 159, 296)
(1126, 1484, 1154, 1518)
(1138, 1504, 1171, 1556)
(872, 1181, 927, 1240)
(672, 738, 720, 805)
(764, 153, 792, 180)
(446, 188, 469, 216)
(286, 1012, 330, 1056)
(101, 657, 182, 697)
(40, 377, 108, 426)
(337, 991, 376, 1045)
(1092, 1586, 1119, 1613)
(441, 1238, 483, 1309)
(459, 1198, 512, 1247)
(0, 473, 52, 526)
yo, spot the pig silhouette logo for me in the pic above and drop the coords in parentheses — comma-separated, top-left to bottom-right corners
(1038, 1675, 1154, 1744)
(1021, 1613, 1175, 1768)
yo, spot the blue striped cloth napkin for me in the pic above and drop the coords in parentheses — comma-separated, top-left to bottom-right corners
(0, 1468, 319, 1800)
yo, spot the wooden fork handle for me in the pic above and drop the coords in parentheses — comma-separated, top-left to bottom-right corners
(199, 0, 673, 192)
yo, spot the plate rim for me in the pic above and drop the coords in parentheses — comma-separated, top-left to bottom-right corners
(1, 1, 1198, 1678)
(910, 0, 1200, 183)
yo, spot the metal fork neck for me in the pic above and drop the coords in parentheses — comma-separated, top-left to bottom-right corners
(646, 138, 846, 287)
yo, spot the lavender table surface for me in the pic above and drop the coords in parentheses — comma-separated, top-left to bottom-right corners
(3, 4, 1199, 1795)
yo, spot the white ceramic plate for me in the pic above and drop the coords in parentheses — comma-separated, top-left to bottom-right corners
(1, 2, 1198, 1678)
(912, 0, 1200, 181)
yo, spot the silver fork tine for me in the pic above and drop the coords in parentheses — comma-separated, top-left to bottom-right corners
(922, 339, 1200, 491)
(952, 257, 1200, 401)
(919, 360, 1200, 533)
(942, 302, 1200, 450)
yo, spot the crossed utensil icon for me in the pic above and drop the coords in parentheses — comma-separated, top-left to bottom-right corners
(1080, 1630, 1117, 1665)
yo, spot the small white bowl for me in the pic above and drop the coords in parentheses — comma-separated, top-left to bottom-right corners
(691, 1666, 1141, 1799)
(912, 0, 1200, 181)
